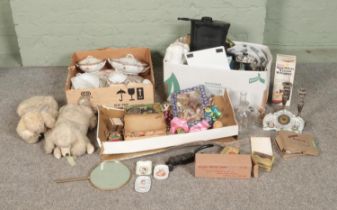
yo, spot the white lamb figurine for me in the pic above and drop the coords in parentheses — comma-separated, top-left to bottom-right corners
(44, 97, 96, 159)
(16, 96, 58, 144)
(164, 40, 189, 64)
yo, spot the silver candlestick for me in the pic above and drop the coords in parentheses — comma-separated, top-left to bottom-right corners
(297, 88, 306, 117)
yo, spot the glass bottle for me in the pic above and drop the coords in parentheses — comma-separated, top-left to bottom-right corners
(237, 91, 250, 132)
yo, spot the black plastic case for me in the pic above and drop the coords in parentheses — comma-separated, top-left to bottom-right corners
(178, 16, 230, 51)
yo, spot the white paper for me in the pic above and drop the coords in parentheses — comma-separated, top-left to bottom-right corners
(185, 46, 230, 70)
(250, 137, 273, 156)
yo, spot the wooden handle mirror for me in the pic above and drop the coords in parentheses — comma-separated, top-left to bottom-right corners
(54, 160, 131, 191)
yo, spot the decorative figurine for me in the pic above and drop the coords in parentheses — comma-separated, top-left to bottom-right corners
(164, 40, 190, 64)
(204, 105, 222, 126)
(170, 117, 189, 134)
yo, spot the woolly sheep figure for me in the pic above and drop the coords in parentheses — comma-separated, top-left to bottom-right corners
(164, 40, 189, 64)
(16, 96, 58, 144)
(44, 97, 96, 159)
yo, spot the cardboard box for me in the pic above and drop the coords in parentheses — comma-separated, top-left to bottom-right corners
(275, 131, 320, 159)
(124, 112, 167, 140)
(65, 48, 155, 108)
(96, 91, 238, 160)
(195, 154, 252, 179)
(164, 41, 272, 109)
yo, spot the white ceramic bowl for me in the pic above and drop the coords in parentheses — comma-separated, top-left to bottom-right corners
(142, 79, 152, 85)
(108, 54, 149, 75)
(108, 71, 128, 84)
(76, 56, 106, 73)
(71, 73, 100, 89)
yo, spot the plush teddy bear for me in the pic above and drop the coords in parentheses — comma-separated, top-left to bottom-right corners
(44, 97, 96, 159)
(16, 96, 58, 144)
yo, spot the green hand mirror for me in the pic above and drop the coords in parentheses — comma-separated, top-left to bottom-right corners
(54, 161, 131, 190)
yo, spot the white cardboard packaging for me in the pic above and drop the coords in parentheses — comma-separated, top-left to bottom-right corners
(271, 54, 297, 106)
(250, 137, 273, 156)
(164, 41, 272, 109)
(96, 92, 238, 159)
(184, 46, 230, 69)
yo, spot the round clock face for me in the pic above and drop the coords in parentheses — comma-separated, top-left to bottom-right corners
(277, 114, 291, 125)
(273, 109, 295, 130)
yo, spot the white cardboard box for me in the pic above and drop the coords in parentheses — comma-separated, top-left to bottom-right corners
(164, 41, 272, 109)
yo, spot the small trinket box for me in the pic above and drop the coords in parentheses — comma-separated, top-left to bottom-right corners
(135, 176, 151, 193)
(153, 165, 169, 180)
(136, 160, 152, 176)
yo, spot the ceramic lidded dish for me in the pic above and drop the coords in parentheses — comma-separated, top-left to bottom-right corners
(76, 56, 106, 73)
(108, 54, 149, 75)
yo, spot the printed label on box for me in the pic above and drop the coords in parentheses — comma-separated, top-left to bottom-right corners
(204, 82, 224, 96)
